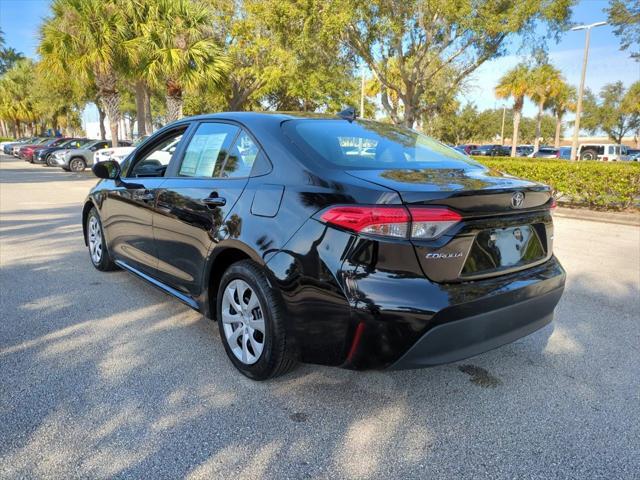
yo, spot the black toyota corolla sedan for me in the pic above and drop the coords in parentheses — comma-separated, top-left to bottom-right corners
(83, 112, 565, 380)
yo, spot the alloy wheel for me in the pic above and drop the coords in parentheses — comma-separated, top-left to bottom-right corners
(88, 215, 103, 264)
(70, 158, 85, 171)
(221, 279, 265, 365)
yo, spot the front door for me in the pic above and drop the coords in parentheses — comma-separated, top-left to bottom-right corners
(103, 127, 188, 275)
(153, 122, 261, 297)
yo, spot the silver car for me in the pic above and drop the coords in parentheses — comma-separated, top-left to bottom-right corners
(52, 140, 130, 172)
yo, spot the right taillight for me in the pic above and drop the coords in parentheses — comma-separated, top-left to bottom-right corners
(550, 197, 557, 214)
(320, 205, 461, 240)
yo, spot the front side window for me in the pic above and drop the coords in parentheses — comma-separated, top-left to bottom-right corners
(128, 130, 184, 178)
(178, 123, 239, 178)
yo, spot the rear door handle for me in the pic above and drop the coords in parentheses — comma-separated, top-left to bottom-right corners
(138, 190, 156, 201)
(202, 196, 226, 207)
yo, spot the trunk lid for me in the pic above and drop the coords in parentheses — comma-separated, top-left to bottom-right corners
(346, 167, 554, 282)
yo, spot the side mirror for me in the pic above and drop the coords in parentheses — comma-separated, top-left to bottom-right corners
(92, 160, 121, 180)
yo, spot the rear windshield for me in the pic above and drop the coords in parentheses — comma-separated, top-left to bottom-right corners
(283, 119, 484, 171)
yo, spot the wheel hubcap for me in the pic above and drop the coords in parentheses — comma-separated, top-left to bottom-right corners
(221, 279, 265, 365)
(88, 216, 102, 264)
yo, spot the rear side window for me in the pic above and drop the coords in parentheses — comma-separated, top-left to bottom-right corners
(221, 131, 261, 178)
(179, 123, 239, 177)
(284, 119, 483, 171)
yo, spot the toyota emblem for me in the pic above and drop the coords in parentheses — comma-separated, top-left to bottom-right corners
(511, 192, 525, 208)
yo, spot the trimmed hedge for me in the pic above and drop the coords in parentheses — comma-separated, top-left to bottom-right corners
(472, 157, 640, 210)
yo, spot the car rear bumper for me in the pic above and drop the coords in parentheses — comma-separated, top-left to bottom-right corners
(343, 256, 565, 370)
(388, 284, 562, 369)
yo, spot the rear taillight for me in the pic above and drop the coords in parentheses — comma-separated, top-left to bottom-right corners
(320, 205, 461, 240)
(550, 197, 557, 214)
(409, 207, 462, 239)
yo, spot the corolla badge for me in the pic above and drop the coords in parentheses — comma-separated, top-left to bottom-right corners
(426, 252, 463, 259)
(511, 191, 525, 208)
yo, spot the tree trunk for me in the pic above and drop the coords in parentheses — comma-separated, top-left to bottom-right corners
(13, 121, 19, 138)
(511, 108, 522, 157)
(144, 85, 153, 134)
(534, 100, 544, 151)
(165, 82, 183, 123)
(134, 80, 146, 137)
(97, 103, 107, 140)
(100, 91, 120, 147)
(0, 119, 7, 137)
(554, 112, 562, 148)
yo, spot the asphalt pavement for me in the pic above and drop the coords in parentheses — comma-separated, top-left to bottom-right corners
(1, 155, 639, 479)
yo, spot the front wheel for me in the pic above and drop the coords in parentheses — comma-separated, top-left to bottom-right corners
(217, 260, 296, 380)
(69, 157, 86, 172)
(86, 208, 117, 271)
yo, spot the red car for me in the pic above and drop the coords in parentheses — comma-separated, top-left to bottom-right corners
(20, 138, 70, 162)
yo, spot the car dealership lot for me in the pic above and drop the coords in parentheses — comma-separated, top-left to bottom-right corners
(1, 155, 638, 479)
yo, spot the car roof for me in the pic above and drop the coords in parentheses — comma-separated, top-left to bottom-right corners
(172, 111, 358, 129)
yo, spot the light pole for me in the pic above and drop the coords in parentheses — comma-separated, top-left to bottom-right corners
(360, 64, 366, 119)
(500, 104, 507, 146)
(570, 21, 606, 161)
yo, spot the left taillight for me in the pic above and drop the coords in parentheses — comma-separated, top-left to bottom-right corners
(320, 205, 461, 240)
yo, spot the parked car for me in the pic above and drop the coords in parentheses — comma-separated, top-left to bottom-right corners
(84, 112, 565, 379)
(470, 144, 510, 156)
(2, 137, 37, 155)
(93, 136, 148, 164)
(516, 145, 534, 157)
(577, 143, 629, 161)
(12, 138, 48, 156)
(532, 147, 561, 158)
(454, 144, 479, 155)
(20, 137, 70, 162)
(625, 148, 639, 161)
(52, 139, 130, 172)
(33, 138, 89, 165)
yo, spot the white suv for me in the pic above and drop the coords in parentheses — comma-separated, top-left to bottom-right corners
(577, 143, 629, 161)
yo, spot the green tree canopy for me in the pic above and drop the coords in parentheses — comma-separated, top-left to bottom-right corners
(331, 0, 574, 127)
(581, 81, 640, 144)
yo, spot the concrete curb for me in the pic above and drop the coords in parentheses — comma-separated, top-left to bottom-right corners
(555, 207, 640, 226)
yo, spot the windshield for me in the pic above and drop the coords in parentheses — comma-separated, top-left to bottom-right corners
(283, 119, 483, 170)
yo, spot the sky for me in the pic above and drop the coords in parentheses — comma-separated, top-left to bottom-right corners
(1, 0, 639, 126)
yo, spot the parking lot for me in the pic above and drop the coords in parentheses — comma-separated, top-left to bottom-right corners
(1, 154, 639, 479)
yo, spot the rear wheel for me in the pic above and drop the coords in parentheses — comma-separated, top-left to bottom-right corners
(69, 157, 86, 172)
(216, 260, 296, 380)
(86, 208, 117, 271)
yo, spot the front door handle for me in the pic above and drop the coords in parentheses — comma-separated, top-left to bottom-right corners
(202, 196, 226, 207)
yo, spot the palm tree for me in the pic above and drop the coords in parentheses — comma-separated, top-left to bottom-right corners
(0, 60, 38, 136)
(548, 82, 576, 148)
(121, 0, 156, 136)
(495, 64, 531, 157)
(39, 0, 126, 147)
(529, 64, 563, 151)
(132, 0, 228, 122)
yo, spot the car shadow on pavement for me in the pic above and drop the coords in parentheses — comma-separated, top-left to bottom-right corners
(1, 168, 639, 478)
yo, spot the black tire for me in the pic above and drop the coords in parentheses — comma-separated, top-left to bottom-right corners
(580, 149, 597, 161)
(46, 155, 56, 167)
(69, 157, 86, 172)
(216, 260, 296, 380)
(86, 208, 117, 271)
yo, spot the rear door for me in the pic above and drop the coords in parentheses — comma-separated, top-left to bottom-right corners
(152, 121, 261, 296)
(102, 126, 189, 275)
